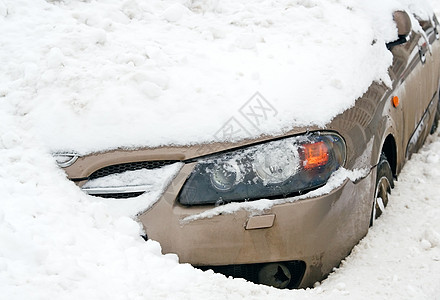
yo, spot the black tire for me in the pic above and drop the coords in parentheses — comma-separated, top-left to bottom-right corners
(430, 100, 440, 134)
(370, 153, 394, 226)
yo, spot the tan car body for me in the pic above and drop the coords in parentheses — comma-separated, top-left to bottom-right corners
(61, 13, 440, 288)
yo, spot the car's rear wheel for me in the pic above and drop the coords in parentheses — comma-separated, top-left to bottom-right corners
(430, 99, 440, 134)
(370, 153, 394, 226)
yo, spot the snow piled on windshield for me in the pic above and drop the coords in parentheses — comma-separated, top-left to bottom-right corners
(0, 0, 434, 154)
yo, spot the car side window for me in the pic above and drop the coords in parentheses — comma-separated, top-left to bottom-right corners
(417, 17, 439, 44)
(390, 31, 419, 79)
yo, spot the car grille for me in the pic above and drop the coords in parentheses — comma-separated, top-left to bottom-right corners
(85, 160, 180, 199)
(89, 160, 179, 180)
(89, 192, 145, 199)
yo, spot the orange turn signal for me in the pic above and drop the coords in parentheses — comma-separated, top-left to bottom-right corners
(392, 96, 399, 107)
(303, 141, 329, 169)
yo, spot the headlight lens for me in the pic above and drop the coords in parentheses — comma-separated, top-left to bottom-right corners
(179, 132, 346, 205)
(209, 162, 239, 191)
(253, 143, 300, 184)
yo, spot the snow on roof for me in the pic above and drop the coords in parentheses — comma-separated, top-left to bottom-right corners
(0, 0, 434, 154)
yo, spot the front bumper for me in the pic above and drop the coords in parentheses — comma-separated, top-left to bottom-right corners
(138, 164, 376, 288)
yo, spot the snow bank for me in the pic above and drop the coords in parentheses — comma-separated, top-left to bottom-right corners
(0, 0, 434, 154)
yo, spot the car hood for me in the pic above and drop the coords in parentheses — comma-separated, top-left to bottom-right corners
(1, 1, 434, 155)
(64, 125, 320, 180)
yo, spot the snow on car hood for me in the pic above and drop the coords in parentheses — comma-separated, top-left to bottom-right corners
(0, 0, 435, 154)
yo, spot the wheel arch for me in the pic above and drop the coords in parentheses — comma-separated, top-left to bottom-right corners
(381, 134, 397, 177)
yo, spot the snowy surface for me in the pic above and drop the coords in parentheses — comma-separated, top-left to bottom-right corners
(0, 0, 433, 154)
(1, 0, 440, 299)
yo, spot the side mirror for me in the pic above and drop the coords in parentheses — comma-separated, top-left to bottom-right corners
(387, 11, 412, 49)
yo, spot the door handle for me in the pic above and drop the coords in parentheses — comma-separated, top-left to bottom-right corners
(419, 46, 427, 64)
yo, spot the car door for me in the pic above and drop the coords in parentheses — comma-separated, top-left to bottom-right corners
(390, 17, 440, 159)
(407, 18, 440, 156)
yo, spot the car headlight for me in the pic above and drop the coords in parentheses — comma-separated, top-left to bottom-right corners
(179, 132, 346, 205)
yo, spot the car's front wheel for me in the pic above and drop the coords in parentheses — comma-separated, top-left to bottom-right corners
(370, 153, 394, 226)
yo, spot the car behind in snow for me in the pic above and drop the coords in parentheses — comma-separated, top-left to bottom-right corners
(55, 10, 440, 288)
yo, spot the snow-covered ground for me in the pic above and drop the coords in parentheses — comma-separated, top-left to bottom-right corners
(1, 0, 440, 299)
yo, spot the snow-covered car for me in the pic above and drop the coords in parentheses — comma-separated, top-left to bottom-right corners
(54, 8, 440, 289)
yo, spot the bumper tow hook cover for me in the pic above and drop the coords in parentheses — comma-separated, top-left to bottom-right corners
(245, 214, 276, 230)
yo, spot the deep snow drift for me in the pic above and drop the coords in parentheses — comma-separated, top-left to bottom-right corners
(1, 0, 440, 299)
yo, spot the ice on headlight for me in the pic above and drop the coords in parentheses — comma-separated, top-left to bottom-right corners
(253, 142, 300, 185)
(179, 132, 346, 205)
(208, 162, 240, 191)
